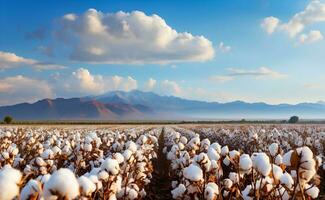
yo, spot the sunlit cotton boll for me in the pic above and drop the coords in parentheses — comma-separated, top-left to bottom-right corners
(251, 153, 271, 176)
(239, 154, 252, 171)
(268, 143, 278, 157)
(101, 158, 120, 175)
(183, 164, 203, 182)
(20, 179, 42, 200)
(43, 168, 79, 199)
(0, 165, 22, 200)
(78, 176, 96, 196)
(204, 182, 219, 200)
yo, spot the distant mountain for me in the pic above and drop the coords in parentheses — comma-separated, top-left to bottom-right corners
(1, 90, 325, 120)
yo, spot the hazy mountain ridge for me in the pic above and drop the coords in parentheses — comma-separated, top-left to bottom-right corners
(1, 90, 325, 120)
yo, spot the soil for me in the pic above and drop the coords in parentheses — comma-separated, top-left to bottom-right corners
(145, 128, 172, 200)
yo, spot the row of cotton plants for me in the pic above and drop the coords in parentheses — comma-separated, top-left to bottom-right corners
(0, 126, 160, 200)
(164, 126, 323, 200)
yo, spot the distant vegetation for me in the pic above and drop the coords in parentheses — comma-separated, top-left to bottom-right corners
(3, 115, 13, 124)
(288, 116, 299, 123)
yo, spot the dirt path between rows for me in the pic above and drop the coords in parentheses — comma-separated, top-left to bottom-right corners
(145, 127, 172, 200)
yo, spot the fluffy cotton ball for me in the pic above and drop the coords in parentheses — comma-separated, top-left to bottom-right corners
(44, 168, 79, 199)
(183, 164, 203, 181)
(0, 165, 22, 200)
(171, 184, 186, 199)
(101, 158, 120, 175)
(268, 143, 278, 156)
(20, 179, 42, 200)
(239, 154, 252, 171)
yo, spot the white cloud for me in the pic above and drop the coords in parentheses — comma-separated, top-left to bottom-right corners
(57, 9, 214, 64)
(0, 75, 54, 105)
(298, 30, 323, 44)
(210, 75, 234, 83)
(210, 67, 286, 82)
(218, 42, 231, 53)
(160, 80, 182, 95)
(0, 51, 65, 71)
(145, 78, 157, 90)
(261, 16, 280, 34)
(61, 68, 138, 96)
(262, 1, 325, 42)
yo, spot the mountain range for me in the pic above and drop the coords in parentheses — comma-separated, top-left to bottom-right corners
(1, 90, 325, 120)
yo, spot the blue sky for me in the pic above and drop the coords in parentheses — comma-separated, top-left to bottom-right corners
(1, 0, 325, 105)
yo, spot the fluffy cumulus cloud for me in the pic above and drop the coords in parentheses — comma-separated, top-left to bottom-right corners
(0, 75, 54, 105)
(211, 67, 286, 82)
(160, 80, 182, 95)
(145, 78, 157, 90)
(0, 51, 65, 71)
(60, 68, 138, 96)
(298, 30, 323, 44)
(262, 0, 325, 43)
(57, 9, 214, 64)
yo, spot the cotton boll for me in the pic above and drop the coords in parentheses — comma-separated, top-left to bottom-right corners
(20, 179, 42, 200)
(113, 153, 125, 164)
(44, 168, 79, 199)
(268, 143, 279, 156)
(305, 184, 319, 199)
(84, 143, 93, 152)
(221, 146, 229, 156)
(126, 141, 137, 153)
(272, 164, 283, 180)
(223, 156, 231, 166)
(242, 185, 253, 200)
(229, 172, 239, 183)
(101, 158, 120, 175)
(229, 150, 240, 159)
(41, 149, 54, 159)
(204, 182, 219, 200)
(251, 153, 271, 176)
(280, 172, 294, 189)
(171, 184, 186, 199)
(283, 150, 293, 166)
(275, 154, 283, 165)
(223, 178, 233, 189)
(183, 164, 203, 182)
(35, 157, 47, 167)
(207, 147, 220, 161)
(239, 154, 252, 171)
(0, 165, 22, 200)
(78, 176, 96, 196)
(98, 170, 109, 181)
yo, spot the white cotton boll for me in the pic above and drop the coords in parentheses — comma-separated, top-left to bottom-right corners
(41, 149, 54, 159)
(242, 185, 253, 200)
(171, 184, 186, 199)
(239, 154, 252, 171)
(275, 154, 283, 165)
(171, 181, 178, 189)
(20, 179, 42, 200)
(229, 172, 239, 183)
(113, 153, 125, 164)
(183, 164, 203, 181)
(305, 184, 319, 199)
(180, 136, 187, 144)
(280, 172, 294, 188)
(223, 156, 231, 166)
(210, 142, 221, 154)
(123, 149, 134, 161)
(84, 143, 93, 152)
(35, 157, 47, 167)
(272, 164, 283, 180)
(221, 146, 229, 156)
(1, 151, 9, 160)
(251, 153, 271, 176)
(40, 174, 51, 184)
(268, 143, 278, 156)
(229, 150, 240, 159)
(98, 170, 109, 181)
(101, 158, 120, 175)
(283, 150, 293, 166)
(44, 168, 79, 199)
(78, 176, 96, 196)
(127, 188, 138, 200)
(126, 141, 137, 153)
(51, 146, 61, 155)
(204, 182, 219, 200)
(0, 165, 22, 200)
(207, 147, 220, 161)
(223, 178, 233, 189)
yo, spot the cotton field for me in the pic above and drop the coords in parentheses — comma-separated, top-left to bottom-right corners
(0, 125, 324, 200)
